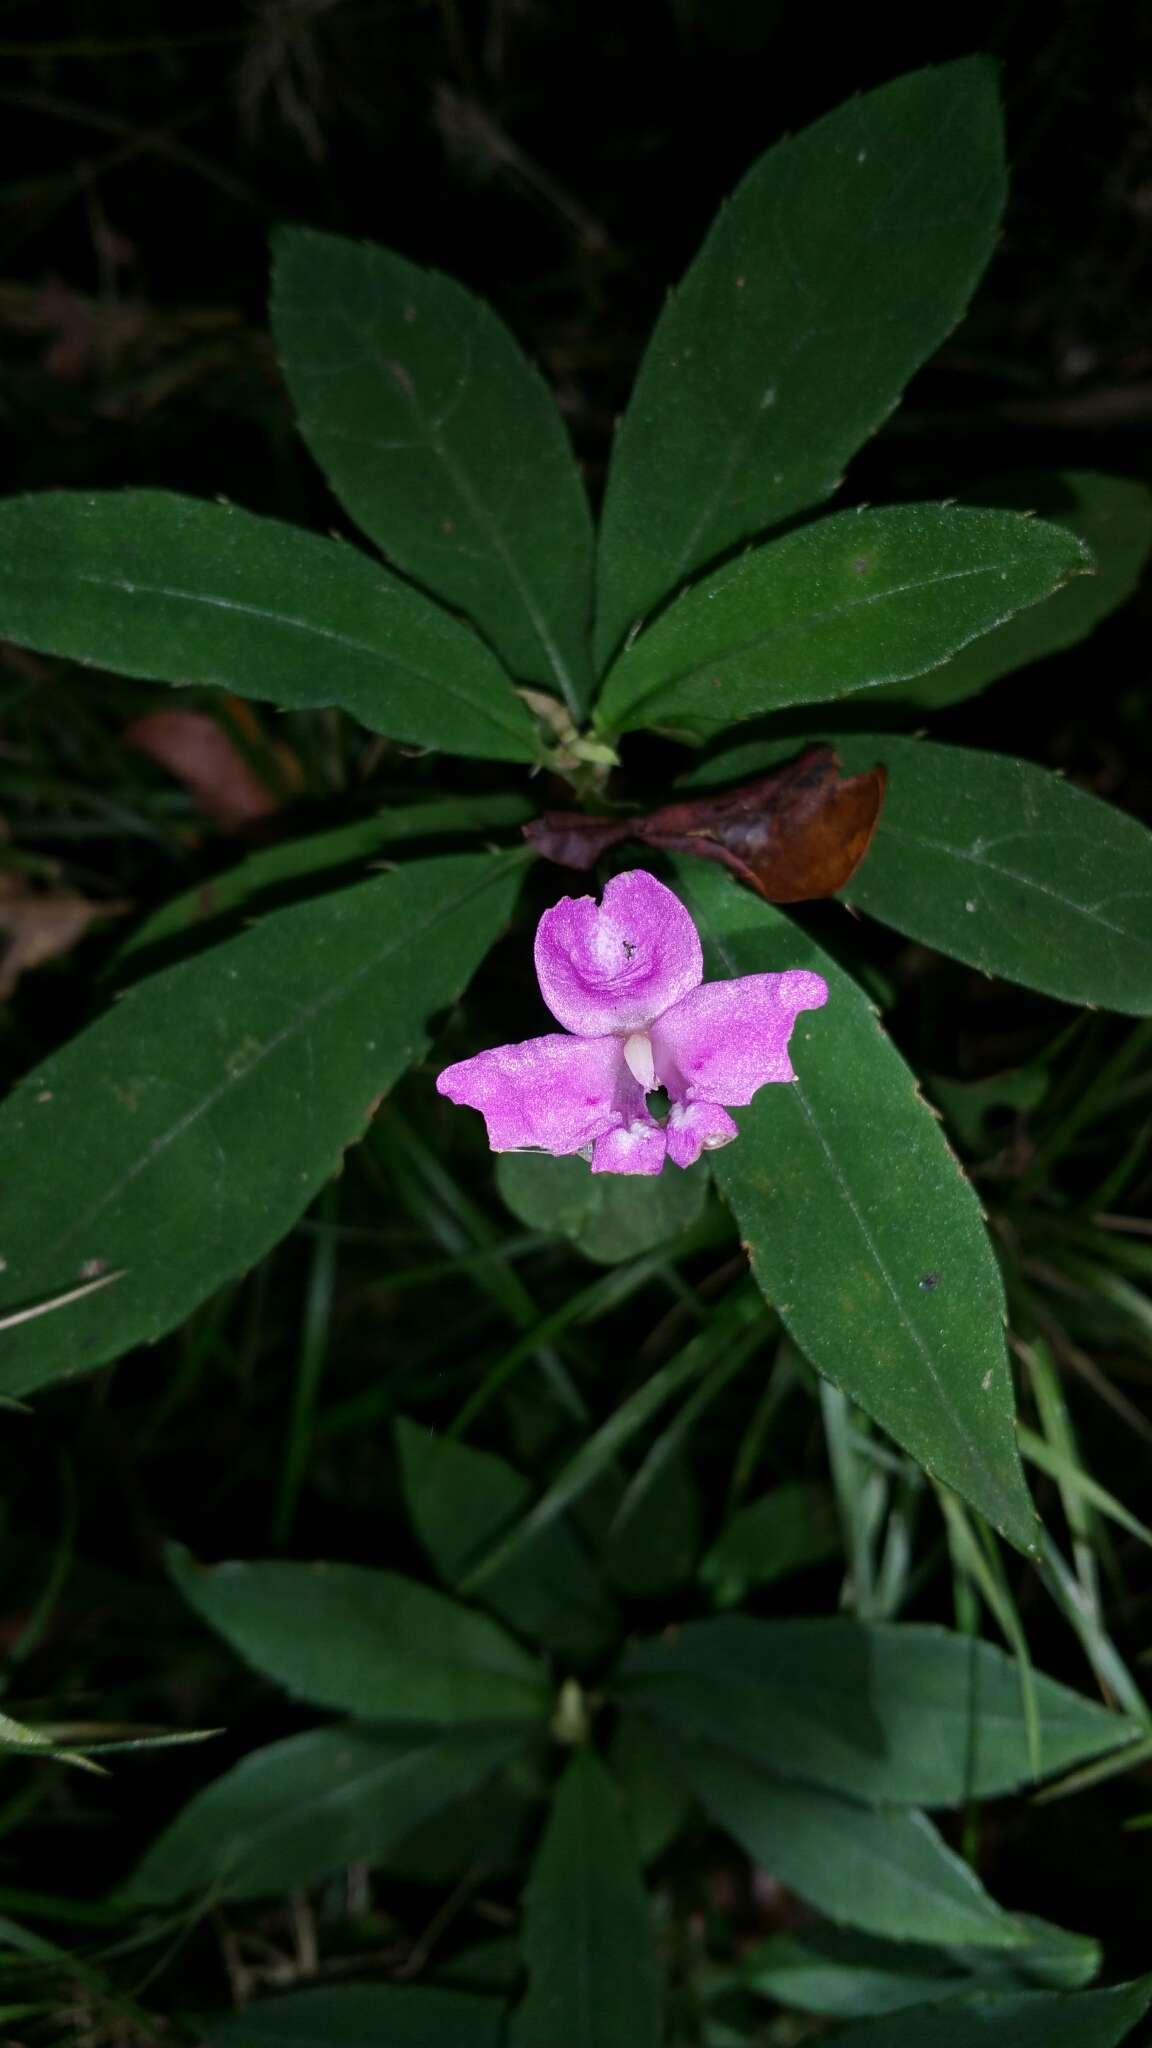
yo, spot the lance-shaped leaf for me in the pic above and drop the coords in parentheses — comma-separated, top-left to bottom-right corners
(594, 58, 1007, 664)
(170, 1552, 550, 1725)
(614, 1618, 1139, 1805)
(395, 1420, 620, 1664)
(273, 227, 595, 717)
(116, 1722, 526, 1905)
(0, 491, 537, 762)
(870, 472, 1152, 712)
(673, 861, 1037, 1550)
(197, 1986, 506, 2048)
(598, 505, 1090, 739)
(666, 1736, 1027, 1949)
(700, 1483, 840, 1604)
(826, 736, 1152, 1016)
(822, 1976, 1152, 2048)
(742, 1917, 1099, 2020)
(0, 850, 525, 1396)
(509, 1747, 661, 2048)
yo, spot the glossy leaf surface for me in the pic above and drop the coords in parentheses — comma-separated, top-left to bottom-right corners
(509, 1748, 661, 2048)
(0, 852, 525, 1395)
(674, 861, 1036, 1549)
(274, 227, 595, 716)
(172, 1551, 550, 1725)
(617, 1618, 1137, 1804)
(395, 1421, 619, 1663)
(599, 506, 1089, 740)
(0, 491, 537, 761)
(833, 737, 1152, 1015)
(595, 59, 1007, 663)
(118, 1723, 523, 1904)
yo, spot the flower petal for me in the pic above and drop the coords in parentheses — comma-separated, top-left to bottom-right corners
(665, 1100, 739, 1169)
(651, 969, 828, 1107)
(534, 869, 703, 1036)
(437, 1033, 632, 1154)
(591, 1117, 667, 1176)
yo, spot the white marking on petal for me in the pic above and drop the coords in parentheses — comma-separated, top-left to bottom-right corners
(623, 1030, 656, 1091)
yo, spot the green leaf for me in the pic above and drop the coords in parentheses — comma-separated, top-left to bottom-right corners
(118, 794, 533, 966)
(822, 1976, 1152, 2047)
(461, 1292, 766, 1593)
(116, 1722, 523, 1904)
(597, 506, 1089, 739)
(0, 491, 537, 762)
(0, 850, 525, 1396)
(171, 1551, 550, 1725)
(394, 1420, 619, 1665)
(872, 472, 1152, 710)
(495, 1149, 707, 1265)
(509, 1748, 661, 2048)
(670, 1737, 1026, 1948)
(594, 58, 1007, 663)
(743, 1917, 1100, 2020)
(699, 1484, 841, 1605)
(608, 1712, 692, 1865)
(195, 1985, 506, 2048)
(615, 1618, 1138, 1805)
(829, 737, 1152, 1016)
(273, 227, 595, 717)
(673, 861, 1037, 1550)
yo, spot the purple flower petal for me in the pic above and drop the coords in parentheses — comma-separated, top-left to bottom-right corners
(665, 1100, 739, 1169)
(651, 969, 828, 1107)
(591, 1117, 667, 1176)
(534, 869, 703, 1037)
(437, 1033, 634, 1154)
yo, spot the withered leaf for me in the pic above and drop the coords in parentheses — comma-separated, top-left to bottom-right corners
(124, 699, 301, 833)
(524, 744, 887, 904)
(0, 878, 129, 1000)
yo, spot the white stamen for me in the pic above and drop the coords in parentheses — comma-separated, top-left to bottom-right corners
(622, 1030, 656, 1091)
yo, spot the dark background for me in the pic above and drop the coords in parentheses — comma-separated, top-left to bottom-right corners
(1, 0, 1151, 2023)
(4, 0, 1152, 859)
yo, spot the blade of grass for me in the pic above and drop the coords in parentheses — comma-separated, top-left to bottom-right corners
(938, 1492, 1042, 1782)
(271, 1182, 339, 1544)
(819, 1383, 887, 1618)
(381, 1111, 589, 1425)
(606, 1291, 768, 1543)
(1036, 1532, 1150, 1723)
(450, 1252, 673, 1443)
(458, 1308, 750, 1592)
(726, 1333, 803, 1509)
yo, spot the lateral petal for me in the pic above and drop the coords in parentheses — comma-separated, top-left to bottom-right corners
(437, 1033, 631, 1155)
(651, 970, 828, 1107)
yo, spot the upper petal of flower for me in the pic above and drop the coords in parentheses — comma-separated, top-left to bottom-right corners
(437, 1033, 634, 1155)
(534, 869, 703, 1037)
(650, 969, 828, 1107)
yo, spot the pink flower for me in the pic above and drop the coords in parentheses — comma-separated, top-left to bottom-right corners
(436, 870, 828, 1177)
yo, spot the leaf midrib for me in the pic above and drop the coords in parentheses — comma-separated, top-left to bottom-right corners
(36, 857, 522, 1266)
(6, 561, 532, 748)
(866, 819, 1152, 952)
(701, 912, 1008, 1520)
(607, 553, 1063, 724)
